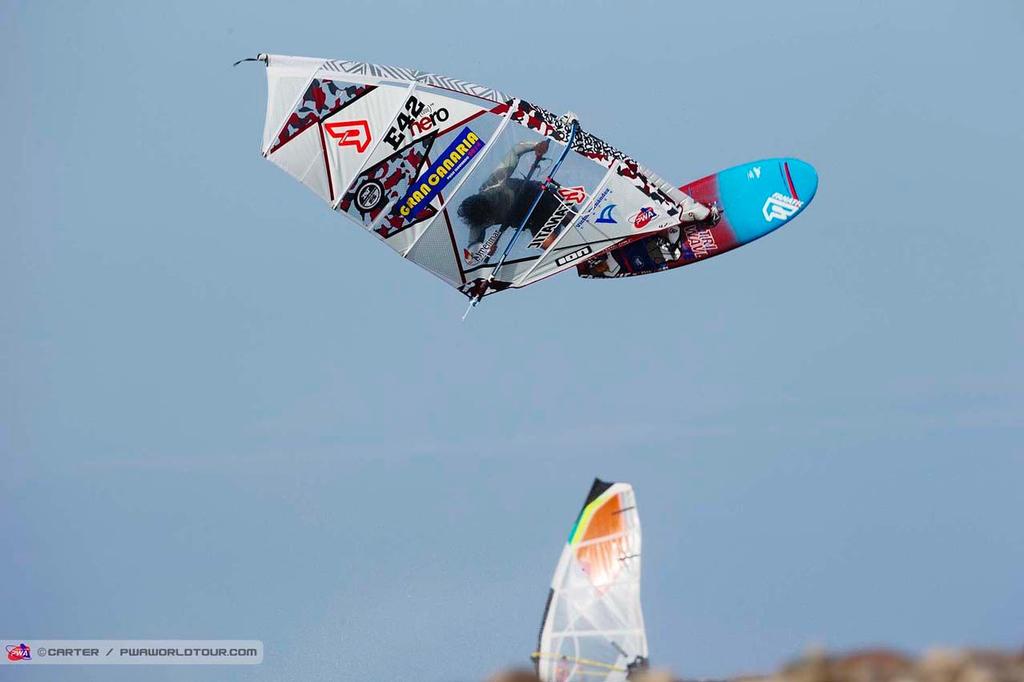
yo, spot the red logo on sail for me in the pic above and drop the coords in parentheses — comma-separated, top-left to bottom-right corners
(557, 186, 587, 204)
(324, 120, 372, 153)
(633, 207, 657, 229)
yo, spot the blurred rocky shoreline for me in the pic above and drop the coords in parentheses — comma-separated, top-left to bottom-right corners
(488, 647, 1024, 682)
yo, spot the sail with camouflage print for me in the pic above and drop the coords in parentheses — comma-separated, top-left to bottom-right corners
(239, 54, 817, 308)
(533, 479, 648, 682)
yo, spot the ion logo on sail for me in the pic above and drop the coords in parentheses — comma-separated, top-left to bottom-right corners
(324, 120, 372, 153)
(762, 192, 803, 222)
(555, 245, 592, 266)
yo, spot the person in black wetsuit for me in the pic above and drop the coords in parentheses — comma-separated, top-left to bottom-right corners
(457, 139, 558, 264)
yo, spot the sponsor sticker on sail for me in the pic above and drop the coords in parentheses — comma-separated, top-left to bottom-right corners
(394, 127, 485, 222)
(632, 206, 657, 229)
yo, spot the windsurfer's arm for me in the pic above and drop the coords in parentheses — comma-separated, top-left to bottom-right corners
(479, 141, 547, 190)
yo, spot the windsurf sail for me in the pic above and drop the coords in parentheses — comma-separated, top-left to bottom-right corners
(534, 479, 648, 682)
(247, 54, 714, 300)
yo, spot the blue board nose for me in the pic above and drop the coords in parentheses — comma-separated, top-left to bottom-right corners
(714, 157, 818, 244)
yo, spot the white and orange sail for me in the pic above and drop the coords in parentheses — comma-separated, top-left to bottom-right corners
(534, 479, 648, 682)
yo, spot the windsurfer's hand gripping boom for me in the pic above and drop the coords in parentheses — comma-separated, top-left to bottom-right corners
(478, 140, 550, 192)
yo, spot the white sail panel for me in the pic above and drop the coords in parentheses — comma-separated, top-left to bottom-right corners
(263, 71, 381, 206)
(264, 123, 332, 202)
(405, 220, 463, 285)
(261, 55, 324, 153)
(321, 84, 409, 202)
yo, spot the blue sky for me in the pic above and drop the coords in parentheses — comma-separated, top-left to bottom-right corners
(2, 1, 1022, 680)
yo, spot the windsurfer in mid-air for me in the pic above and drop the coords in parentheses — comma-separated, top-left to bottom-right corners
(457, 138, 556, 265)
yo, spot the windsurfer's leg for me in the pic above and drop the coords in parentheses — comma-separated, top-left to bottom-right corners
(466, 225, 485, 251)
(706, 202, 721, 225)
